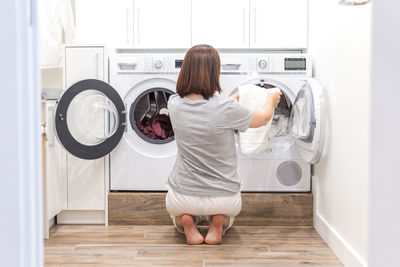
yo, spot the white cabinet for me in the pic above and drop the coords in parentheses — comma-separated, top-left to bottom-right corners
(192, 0, 249, 48)
(75, 0, 133, 49)
(73, 0, 308, 49)
(42, 100, 67, 238)
(65, 46, 105, 86)
(44, 101, 66, 218)
(66, 156, 106, 210)
(133, 0, 191, 48)
(250, 0, 308, 49)
(63, 46, 107, 212)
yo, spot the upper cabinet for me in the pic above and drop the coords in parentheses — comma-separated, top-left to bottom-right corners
(64, 46, 105, 88)
(73, 0, 309, 50)
(75, 0, 133, 49)
(133, 0, 191, 48)
(192, 0, 249, 48)
(250, 0, 308, 49)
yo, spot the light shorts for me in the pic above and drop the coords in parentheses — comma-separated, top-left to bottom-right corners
(165, 181, 242, 235)
(165, 182, 242, 217)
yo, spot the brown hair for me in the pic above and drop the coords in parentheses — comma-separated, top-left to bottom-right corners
(176, 44, 221, 100)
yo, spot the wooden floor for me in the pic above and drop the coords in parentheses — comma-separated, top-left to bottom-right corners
(44, 225, 342, 266)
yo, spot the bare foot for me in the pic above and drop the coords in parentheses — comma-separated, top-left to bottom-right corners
(182, 214, 204, 245)
(205, 214, 224, 245)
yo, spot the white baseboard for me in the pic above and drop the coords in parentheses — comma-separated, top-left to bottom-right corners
(57, 210, 105, 224)
(314, 213, 366, 267)
(312, 177, 367, 267)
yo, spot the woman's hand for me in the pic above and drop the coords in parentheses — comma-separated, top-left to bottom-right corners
(269, 92, 282, 107)
(229, 93, 239, 102)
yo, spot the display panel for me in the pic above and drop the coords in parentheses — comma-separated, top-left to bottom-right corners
(285, 58, 306, 70)
(175, 59, 183, 68)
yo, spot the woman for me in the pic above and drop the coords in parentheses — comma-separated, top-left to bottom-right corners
(165, 45, 281, 245)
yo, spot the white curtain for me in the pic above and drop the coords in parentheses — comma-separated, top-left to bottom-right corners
(39, 0, 76, 68)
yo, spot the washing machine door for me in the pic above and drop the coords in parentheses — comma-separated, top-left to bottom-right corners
(55, 79, 126, 160)
(290, 78, 325, 164)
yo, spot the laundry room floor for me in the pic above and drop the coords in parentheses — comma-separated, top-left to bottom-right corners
(44, 225, 342, 266)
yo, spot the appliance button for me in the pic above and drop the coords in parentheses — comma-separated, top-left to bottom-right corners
(258, 59, 268, 69)
(153, 59, 163, 69)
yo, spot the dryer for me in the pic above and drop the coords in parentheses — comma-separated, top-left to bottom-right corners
(218, 53, 325, 192)
(54, 52, 185, 191)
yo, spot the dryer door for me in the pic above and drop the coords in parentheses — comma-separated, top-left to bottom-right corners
(290, 78, 325, 164)
(55, 79, 126, 160)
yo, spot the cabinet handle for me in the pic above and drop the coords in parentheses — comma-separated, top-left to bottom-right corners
(47, 106, 55, 146)
(95, 52, 100, 79)
(126, 8, 130, 44)
(242, 8, 246, 44)
(253, 8, 257, 44)
(137, 8, 141, 43)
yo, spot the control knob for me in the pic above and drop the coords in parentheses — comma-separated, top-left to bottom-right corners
(258, 59, 268, 69)
(153, 59, 163, 69)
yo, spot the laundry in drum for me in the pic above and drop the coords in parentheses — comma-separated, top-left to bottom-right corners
(134, 90, 174, 140)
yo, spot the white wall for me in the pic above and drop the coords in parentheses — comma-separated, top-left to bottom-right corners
(308, 1, 371, 266)
(0, 0, 43, 266)
(368, 0, 400, 266)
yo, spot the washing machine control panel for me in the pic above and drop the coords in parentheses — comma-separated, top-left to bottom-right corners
(252, 54, 311, 75)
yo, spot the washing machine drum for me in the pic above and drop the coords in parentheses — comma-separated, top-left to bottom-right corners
(130, 87, 175, 144)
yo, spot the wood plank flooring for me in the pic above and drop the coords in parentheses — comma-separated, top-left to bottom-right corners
(44, 225, 342, 266)
(108, 193, 313, 226)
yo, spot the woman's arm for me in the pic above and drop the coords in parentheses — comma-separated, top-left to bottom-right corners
(249, 92, 282, 128)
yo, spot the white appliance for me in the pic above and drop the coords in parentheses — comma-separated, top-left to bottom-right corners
(54, 52, 184, 191)
(54, 51, 324, 193)
(218, 53, 325, 192)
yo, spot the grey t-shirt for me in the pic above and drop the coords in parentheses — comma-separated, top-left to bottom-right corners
(167, 94, 253, 197)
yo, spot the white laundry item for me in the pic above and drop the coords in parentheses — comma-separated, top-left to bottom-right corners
(268, 115, 290, 138)
(238, 84, 281, 154)
(39, 0, 76, 68)
(291, 92, 311, 138)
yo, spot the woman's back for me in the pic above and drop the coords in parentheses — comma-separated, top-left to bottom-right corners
(167, 94, 253, 197)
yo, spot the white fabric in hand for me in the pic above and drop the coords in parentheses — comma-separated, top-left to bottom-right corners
(238, 84, 280, 154)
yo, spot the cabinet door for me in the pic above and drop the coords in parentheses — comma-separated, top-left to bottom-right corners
(75, 0, 133, 49)
(192, 0, 249, 48)
(250, 0, 308, 49)
(67, 155, 105, 210)
(45, 101, 67, 219)
(65, 47, 104, 88)
(64, 46, 106, 211)
(133, 0, 191, 48)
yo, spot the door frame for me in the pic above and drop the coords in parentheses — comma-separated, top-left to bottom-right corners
(0, 0, 43, 266)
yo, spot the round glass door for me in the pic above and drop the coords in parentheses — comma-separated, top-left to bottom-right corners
(55, 79, 126, 160)
(290, 78, 325, 164)
(67, 90, 119, 146)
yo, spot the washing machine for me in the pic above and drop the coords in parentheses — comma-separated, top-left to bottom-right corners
(218, 52, 325, 192)
(54, 52, 185, 191)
